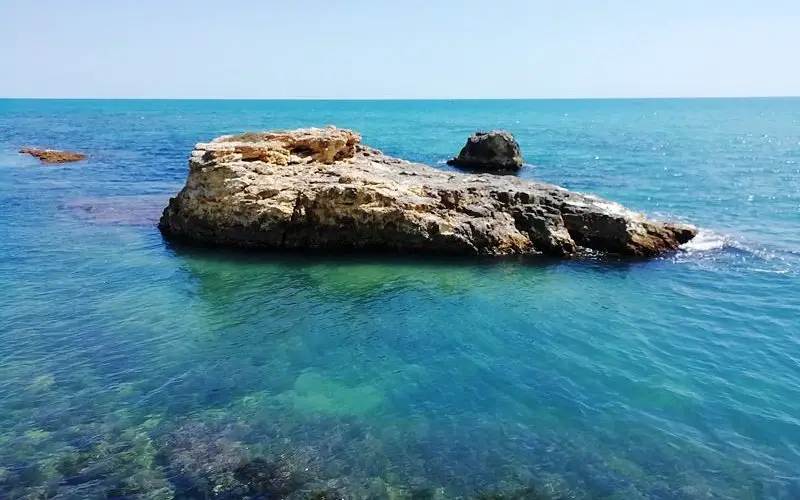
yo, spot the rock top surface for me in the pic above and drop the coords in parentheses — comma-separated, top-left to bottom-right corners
(447, 131, 523, 172)
(159, 127, 697, 257)
(20, 148, 88, 164)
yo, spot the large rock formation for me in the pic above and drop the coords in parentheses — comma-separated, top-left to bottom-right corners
(447, 131, 523, 172)
(158, 127, 696, 257)
(20, 148, 87, 164)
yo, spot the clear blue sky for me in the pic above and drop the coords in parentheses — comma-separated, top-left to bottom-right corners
(1, 0, 798, 99)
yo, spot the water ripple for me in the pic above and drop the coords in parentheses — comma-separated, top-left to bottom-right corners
(2, 99, 800, 498)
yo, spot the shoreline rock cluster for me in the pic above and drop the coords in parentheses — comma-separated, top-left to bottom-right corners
(159, 127, 696, 258)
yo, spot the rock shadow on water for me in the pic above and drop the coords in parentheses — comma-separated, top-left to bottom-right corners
(163, 233, 665, 273)
(166, 242, 572, 302)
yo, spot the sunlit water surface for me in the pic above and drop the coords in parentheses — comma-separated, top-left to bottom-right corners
(1, 99, 799, 499)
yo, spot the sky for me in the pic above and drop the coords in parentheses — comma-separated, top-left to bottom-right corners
(1, 0, 799, 99)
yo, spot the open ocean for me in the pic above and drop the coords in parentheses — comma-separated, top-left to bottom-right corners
(1, 98, 799, 499)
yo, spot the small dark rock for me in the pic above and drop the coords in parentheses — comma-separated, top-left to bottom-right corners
(447, 131, 523, 172)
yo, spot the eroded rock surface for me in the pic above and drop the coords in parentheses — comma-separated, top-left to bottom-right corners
(159, 127, 696, 257)
(20, 148, 87, 164)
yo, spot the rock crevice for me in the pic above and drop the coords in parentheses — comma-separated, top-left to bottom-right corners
(159, 127, 696, 257)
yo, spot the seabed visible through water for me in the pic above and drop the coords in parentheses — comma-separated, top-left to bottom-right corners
(2, 98, 800, 499)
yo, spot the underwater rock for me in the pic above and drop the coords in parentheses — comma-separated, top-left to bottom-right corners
(159, 126, 696, 257)
(62, 196, 167, 226)
(475, 487, 556, 500)
(234, 457, 308, 498)
(304, 488, 348, 500)
(6, 431, 175, 499)
(447, 131, 523, 172)
(156, 421, 337, 498)
(19, 147, 87, 164)
(158, 422, 250, 497)
(277, 371, 385, 417)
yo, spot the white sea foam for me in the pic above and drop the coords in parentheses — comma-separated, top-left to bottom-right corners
(680, 230, 726, 252)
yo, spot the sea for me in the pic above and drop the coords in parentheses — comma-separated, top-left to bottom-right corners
(0, 98, 799, 499)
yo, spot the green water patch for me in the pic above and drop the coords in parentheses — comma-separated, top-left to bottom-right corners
(171, 248, 566, 305)
(297, 258, 567, 302)
(26, 374, 56, 394)
(275, 371, 385, 417)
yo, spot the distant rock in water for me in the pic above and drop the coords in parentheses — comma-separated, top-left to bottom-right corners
(447, 131, 523, 172)
(158, 126, 696, 258)
(20, 148, 87, 164)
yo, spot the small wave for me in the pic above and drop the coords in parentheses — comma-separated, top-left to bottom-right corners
(680, 230, 727, 252)
(675, 229, 800, 277)
(749, 267, 790, 275)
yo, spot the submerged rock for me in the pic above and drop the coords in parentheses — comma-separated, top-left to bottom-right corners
(159, 127, 696, 258)
(447, 131, 523, 172)
(234, 457, 308, 498)
(63, 195, 167, 226)
(19, 148, 87, 164)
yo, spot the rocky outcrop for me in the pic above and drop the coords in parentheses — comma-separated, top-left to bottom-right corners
(158, 127, 696, 258)
(20, 148, 87, 164)
(447, 131, 523, 172)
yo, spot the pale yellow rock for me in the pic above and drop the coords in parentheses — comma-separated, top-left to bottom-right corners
(160, 127, 697, 257)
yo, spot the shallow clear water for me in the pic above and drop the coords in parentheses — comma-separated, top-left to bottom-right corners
(1, 99, 799, 499)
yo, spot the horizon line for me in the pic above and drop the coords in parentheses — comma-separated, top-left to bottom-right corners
(1, 95, 799, 101)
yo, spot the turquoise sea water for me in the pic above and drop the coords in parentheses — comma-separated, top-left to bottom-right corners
(1, 98, 799, 499)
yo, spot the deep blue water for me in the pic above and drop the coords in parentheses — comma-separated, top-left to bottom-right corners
(1, 99, 799, 499)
